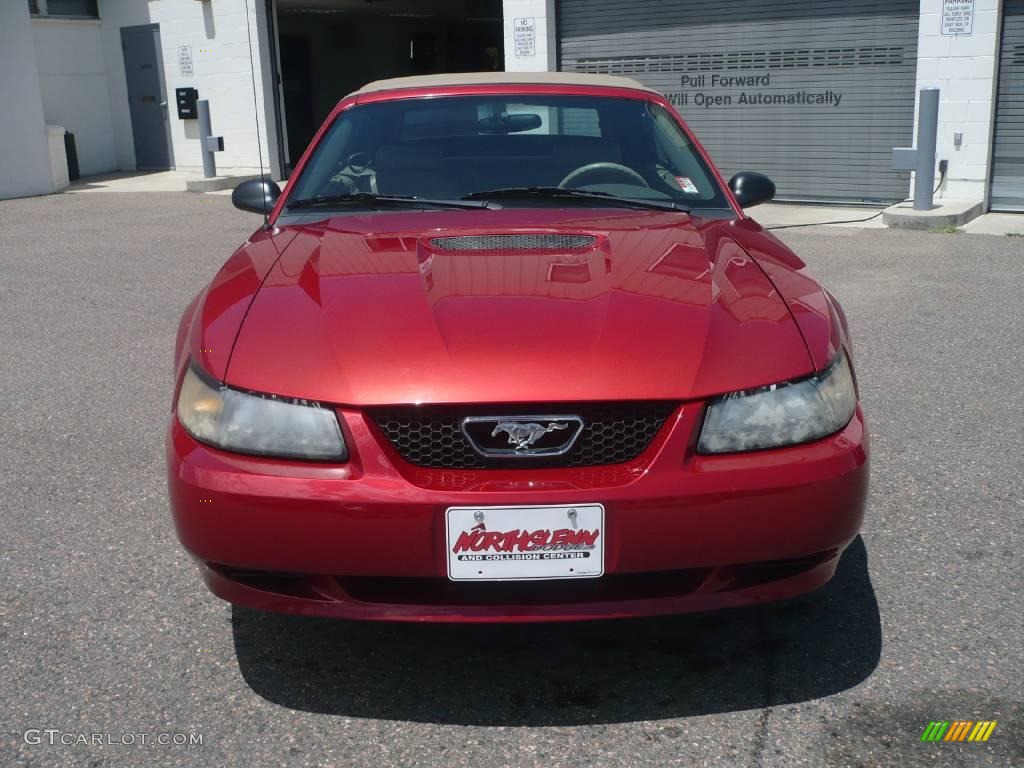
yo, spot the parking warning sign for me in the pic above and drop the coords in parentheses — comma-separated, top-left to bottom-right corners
(941, 0, 974, 36)
(514, 18, 536, 58)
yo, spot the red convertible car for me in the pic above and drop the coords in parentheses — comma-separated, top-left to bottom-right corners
(166, 72, 868, 622)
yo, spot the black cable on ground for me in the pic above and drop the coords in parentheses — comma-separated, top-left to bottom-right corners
(764, 169, 947, 231)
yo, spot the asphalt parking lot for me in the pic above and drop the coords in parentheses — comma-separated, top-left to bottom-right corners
(1, 190, 1021, 768)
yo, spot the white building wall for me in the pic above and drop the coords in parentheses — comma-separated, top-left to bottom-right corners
(914, 0, 1003, 202)
(99, 0, 279, 176)
(0, 2, 56, 199)
(503, 0, 557, 72)
(32, 18, 118, 177)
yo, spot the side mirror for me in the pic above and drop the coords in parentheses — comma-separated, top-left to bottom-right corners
(232, 178, 281, 215)
(728, 172, 776, 208)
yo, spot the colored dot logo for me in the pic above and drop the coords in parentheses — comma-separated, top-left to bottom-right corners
(921, 721, 997, 742)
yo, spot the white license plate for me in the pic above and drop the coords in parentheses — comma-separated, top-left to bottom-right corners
(446, 504, 604, 581)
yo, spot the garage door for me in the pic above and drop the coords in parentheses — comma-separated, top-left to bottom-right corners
(558, 0, 919, 203)
(991, 0, 1024, 211)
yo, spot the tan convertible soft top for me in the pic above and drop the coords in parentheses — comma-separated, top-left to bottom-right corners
(351, 71, 658, 98)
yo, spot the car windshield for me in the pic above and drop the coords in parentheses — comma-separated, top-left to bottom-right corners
(285, 94, 730, 210)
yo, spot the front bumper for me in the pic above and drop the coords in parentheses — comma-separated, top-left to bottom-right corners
(167, 404, 868, 622)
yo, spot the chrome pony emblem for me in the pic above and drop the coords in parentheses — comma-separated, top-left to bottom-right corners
(492, 421, 568, 451)
(461, 415, 585, 458)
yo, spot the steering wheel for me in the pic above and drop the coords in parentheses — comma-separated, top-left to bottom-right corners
(323, 152, 376, 195)
(346, 151, 373, 174)
(560, 162, 650, 189)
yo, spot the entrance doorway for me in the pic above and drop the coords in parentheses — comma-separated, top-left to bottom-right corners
(121, 24, 173, 170)
(274, 0, 503, 174)
(990, 0, 1024, 211)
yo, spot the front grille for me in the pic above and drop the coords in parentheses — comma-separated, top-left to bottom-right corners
(369, 402, 676, 468)
(428, 234, 597, 252)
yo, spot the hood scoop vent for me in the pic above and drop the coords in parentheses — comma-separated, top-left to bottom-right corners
(428, 234, 597, 252)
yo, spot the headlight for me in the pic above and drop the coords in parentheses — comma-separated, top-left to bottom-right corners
(698, 351, 857, 454)
(176, 364, 347, 460)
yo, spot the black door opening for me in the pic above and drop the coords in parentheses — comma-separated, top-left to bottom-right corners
(274, 0, 503, 175)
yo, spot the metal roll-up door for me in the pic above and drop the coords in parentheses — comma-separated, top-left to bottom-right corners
(991, 0, 1024, 211)
(558, 0, 919, 203)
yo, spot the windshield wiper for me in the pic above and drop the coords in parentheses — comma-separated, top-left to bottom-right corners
(461, 187, 687, 212)
(287, 192, 491, 211)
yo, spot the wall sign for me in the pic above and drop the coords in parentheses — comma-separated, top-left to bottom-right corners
(941, 0, 974, 36)
(514, 18, 536, 58)
(178, 46, 194, 76)
(666, 72, 844, 109)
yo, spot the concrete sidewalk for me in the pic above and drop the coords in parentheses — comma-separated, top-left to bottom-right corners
(66, 170, 266, 195)
(962, 212, 1024, 237)
(66, 170, 208, 193)
(751, 203, 887, 231)
(754, 202, 1023, 236)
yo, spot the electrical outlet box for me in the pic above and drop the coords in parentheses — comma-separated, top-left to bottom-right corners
(176, 87, 199, 120)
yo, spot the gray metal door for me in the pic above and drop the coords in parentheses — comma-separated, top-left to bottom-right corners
(121, 24, 172, 170)
(558, 0, 919, 203)
(991, 0, 1024, 211)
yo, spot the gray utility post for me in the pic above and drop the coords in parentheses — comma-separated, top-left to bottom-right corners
(892, 88, 940, 210)
(196, 100, 224, 179)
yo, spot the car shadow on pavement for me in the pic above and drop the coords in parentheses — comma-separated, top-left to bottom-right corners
(232, 536, 880, 725)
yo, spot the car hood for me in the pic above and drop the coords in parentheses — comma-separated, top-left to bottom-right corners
(225, 209, 814, 405)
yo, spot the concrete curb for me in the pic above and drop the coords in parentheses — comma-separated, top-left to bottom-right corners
(882, 199, 984, 230)
(184, 174, 263, 193)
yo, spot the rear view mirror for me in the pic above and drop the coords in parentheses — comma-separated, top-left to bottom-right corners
(232, 178, 281, 215)
(478, 113, 543, 134)
(728, 172, 776, 208)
